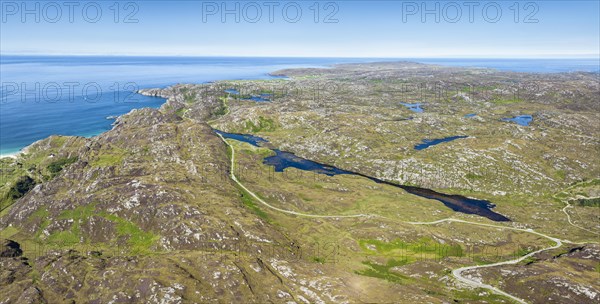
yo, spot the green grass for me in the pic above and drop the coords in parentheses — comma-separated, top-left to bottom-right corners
(31, 202, 158, 255)
(207, 96, 229, 120)
(29, 269, 40, 284)
(0, 225, 19, 239)
(355, 258, 410, 283)
(58, 203, 97, 221)
(92, 154, 124, 167)
(238, 145, 275, 159)
(86, 211, 159, 254)
(312, 256, 326, 264)
(108, 214, 158, 254)
(224, 140, 270, 221)
(47, 230, 80, 245)
(491, 98, 522, 105)
(90, 149, 127, 167)
(46, 157, 78, 177)
(520, 256, 539, 265)
(237, 187, 269, 221)
(574, 197, 600, 207)
(244, 116, 276, 132)
(514, 247, 534, 257)
(223, 140, 234, 164)
(214, 106, 227, 116)
(0, 175, 36, 211)
(175, 107, 188, 118)
(466, 173, 483, 180)
(47, 204, 98, 246)
(359, 237, 463, 260)
(31, 208, 51, 239)
(452, 289, 511, 302)
(184, 92, 197, 104)
(31, 207, 49, 218)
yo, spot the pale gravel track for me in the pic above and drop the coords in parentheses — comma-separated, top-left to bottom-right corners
(217, 134, 592, 304)
(562, 202, 600, 236)
(410, 219, 563, 304)
(553, 182, 600, 237)
(217, 133, 370, 219)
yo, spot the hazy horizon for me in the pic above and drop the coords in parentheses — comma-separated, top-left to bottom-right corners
(2, 53, 598, 59)
(2, 1, 598, 58)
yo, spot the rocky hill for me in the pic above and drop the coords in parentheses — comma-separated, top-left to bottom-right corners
(1, 62, 598, 303)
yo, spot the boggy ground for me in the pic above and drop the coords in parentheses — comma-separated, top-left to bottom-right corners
(0, 62, 598, 303)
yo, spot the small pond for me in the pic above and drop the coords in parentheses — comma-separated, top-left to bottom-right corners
(400, 103, 424, 113)
(414, 136, 468, 150)
(215, 130, 510, 222)
(502, 115, 532, 126)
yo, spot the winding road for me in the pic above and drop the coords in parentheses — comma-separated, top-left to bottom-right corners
(562, 202, 600, 236)
(216, 132, 593, 304)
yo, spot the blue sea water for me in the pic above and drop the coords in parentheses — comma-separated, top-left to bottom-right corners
(1, 56, 597, 155)
(0, 56, 379, 156)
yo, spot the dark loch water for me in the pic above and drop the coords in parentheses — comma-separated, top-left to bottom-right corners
(216, 130, 510, 222)
(244, 95, 271, 102)
(264, 150, 351, 176)
(414, 136, 468, 150)
(214, 130, 269, 147)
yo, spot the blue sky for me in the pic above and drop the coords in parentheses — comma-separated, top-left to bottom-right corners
(1, 0, 599, 57)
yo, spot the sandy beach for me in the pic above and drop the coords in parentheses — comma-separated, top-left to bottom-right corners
(0, 152, 19, 159)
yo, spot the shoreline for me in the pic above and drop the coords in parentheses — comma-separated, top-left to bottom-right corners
(0, 60, 302, 160)
(0, 95, 168, 162)
(0, 152, 19, 159)
(1, 58, 596, 160)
